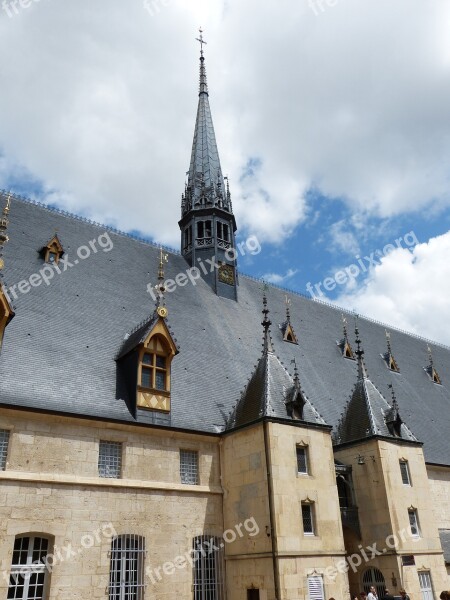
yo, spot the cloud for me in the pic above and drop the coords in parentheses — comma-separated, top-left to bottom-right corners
(262, 268, 298, 285)
(334, 231, 450, 345)
(0, 0, 449, 250)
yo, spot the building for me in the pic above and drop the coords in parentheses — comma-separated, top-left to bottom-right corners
(0, 34, 449, 600)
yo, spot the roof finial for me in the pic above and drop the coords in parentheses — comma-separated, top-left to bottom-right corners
(291, 357, 300, 388)
(261, 283, 273, 354)
(354, 316, 367, 379)
(196, 27, 208, 96)
(155, 247, 169, 318)
(388, 383, 399, 413)
(0, 192, 12, 271)
(427, 344, 434, 367)
(342, 314, 348, 339)
(285, 295, 291, 323)
(386, 330, 392, 354)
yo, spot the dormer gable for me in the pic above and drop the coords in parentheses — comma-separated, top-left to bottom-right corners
(40, 234, 64, 264)
(116, 314, 178, 415)
(0, 284, 14, 351)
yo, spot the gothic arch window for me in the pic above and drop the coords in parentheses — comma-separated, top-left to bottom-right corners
(8, 534, 53, 599)
(362, 567, 386, 598)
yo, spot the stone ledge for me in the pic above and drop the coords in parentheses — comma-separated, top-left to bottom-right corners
(0, 471, 223, 495)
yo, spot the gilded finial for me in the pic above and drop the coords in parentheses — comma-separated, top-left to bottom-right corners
(155, 247, 169, 318)
(285, 295, 291, 322)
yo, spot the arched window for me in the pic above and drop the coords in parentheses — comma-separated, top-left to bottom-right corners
(109, 535, 145, 600)
(362, 567, 386, 598)
(8, 535, 53, 600)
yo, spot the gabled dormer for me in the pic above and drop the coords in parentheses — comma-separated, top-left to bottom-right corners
(424, 345, 442, 385)
(280, 296, 298, 344)
(0, 284, 14, 351)
(116, 311, 179, 417)
(381, 330, 400, 372)
(337, 315, 355, 360)
(40, 234, 64, 264)
(0, 193, 14, 351)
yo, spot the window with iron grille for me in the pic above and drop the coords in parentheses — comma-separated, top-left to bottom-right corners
(418, 571, 434, 600)
(193, 535, 225, 600)
(307, 575, 324, 600)
(400, 460, 411, 485)
(99, 441, 122, 478)
(109, 535, 145, 600)
(0, 429, 10, 471)
(8, 535, 51, 600)
(408, 508, 420, 537)
(296, 446, 308, 474)
(180, 450, 198, 485)
(302, 503, 315, 535)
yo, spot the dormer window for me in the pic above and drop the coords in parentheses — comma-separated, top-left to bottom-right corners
(337, 338, 355, 360)
(41, 235, 64, 265)
(141, 348, 167, 391)
(139, 335, 170, 393)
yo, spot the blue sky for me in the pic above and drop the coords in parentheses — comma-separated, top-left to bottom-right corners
(1, 0, 450, 343)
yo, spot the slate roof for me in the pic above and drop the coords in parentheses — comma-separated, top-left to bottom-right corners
(226, 343, 327, 430)
(1, 195, 450, 465)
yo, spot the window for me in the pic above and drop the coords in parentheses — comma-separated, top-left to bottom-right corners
(99, 441, 122, 478)
(42, 235, 63, 265)
(400, 460, 411, 485)
(302, 503, 315, 535)
(296, 446, 308, 474)
(8, 535, 51, 600)
(197, 221, 204, 239)
(180, 450, 198, 485)
(184, 226, 192, 249)
(140, 336, 169, 392)
(408, 508, 420, 537)
(307, 575, 324, 600)
(193, 535, 225, 600)
(1, 429, 10, 470)
(109, 535, 145, 600)
(418, 571, 434, 600)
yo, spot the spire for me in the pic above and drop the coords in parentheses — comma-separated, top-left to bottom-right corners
(0, 192, 11, 271)
(382, 330, 400, 372)
(280, 295, 298, 343)
(261, 288, 273, 354)
(181, 29, 232, 217)
(425, 345, 441, 384)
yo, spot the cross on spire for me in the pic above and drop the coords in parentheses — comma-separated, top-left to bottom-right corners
(196, 27, 207, 55)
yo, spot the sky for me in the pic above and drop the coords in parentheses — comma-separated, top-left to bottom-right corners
(1, 0, 450, 344)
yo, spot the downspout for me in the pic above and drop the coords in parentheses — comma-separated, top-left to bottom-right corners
(263, 420, 280, 600)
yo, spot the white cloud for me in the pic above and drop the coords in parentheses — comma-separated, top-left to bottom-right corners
(0, 0, 449, 248)
(334, 231, 450, 345)
(262, 268, 298, 285)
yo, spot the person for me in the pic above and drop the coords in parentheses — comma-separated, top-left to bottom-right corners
(439, 592, 450, 600)
(382, 589, 395, 600)
(360, 593, 367, 600)
(368, 587, 379, 600)
(399, 589, 410, 600)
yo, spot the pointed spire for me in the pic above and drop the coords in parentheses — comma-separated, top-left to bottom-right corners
(281, 295, 298, 344)
(383, 330, 400, 372)
(261, 286, 273, 354)
(181, 30, 232, 217)
(338, 314, 355, 358)
(0, 192, 12, 271)
(196, 28, 208, 96)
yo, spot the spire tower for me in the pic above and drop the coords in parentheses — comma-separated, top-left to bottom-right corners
(179, 29, 238, 300)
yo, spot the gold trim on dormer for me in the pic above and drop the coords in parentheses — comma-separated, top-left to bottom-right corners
(283, 322, 298, 344)
(0, 285, 14, 350)
(43, 235, 64, 264)
(136, 318, 177, 412)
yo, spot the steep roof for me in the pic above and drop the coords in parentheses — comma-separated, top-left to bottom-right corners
(226, 307, 326, 430)
(1, 196, 450, 464)
(335, 333, 417, 444)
